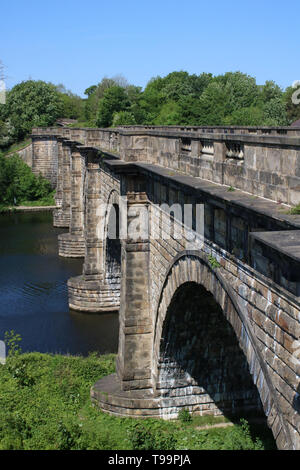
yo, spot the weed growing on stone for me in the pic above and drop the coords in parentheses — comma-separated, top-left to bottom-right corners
(290, 204, 300, 215)
(208, 255, 221, 270)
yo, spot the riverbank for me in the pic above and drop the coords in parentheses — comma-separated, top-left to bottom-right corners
(0, 205, 57, 213)
(0, 349, 275, 450)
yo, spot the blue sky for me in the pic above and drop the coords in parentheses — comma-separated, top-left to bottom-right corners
(1, 0, 299, 96)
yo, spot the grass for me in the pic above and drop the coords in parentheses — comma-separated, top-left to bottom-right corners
(4, 138, 32, 156)
(0, 205, 17, 213)
(0, 346, 276, 450)
(18, 192, 56, 206)
(0, 192, 56, 213)
(289, 203, 300, 215)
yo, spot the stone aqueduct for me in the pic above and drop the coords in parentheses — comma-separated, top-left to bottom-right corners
(30, 125, 300, 450)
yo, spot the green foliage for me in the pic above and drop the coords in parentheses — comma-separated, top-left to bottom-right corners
(1, 80, 63, 142)
(196, 82, 228, 125)
(221, 419, 264, 450)
(290, 203, 300, 215)
(284, 86, 300, 123)
(5, 330, 22, 357)
(4, 138, 32, 156)
(128, 422, 176, 450)
(55, 83, 84, 120)
(153, 101, 181, 125)
(84, 76, 129, 124)
(220, 72, 259, 114)
(259, 80, 283, 103)
(96, 86, 129, 127)
(224, 106, 263, 126)
(262, 97, 289, 126)
(178, 408, 192, 423)
(112, 111, 137, 127)
(0, 71, 295, 144)
(208, 254, 221, 269)
(0, 342, 275, 450)
(0, 153, 53, 205)
(129, 422, 157, 450)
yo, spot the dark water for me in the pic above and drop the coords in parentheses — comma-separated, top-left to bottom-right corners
(0, 212, 119, 356)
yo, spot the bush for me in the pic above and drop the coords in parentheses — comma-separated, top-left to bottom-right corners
(178, 408, 192, 423)
(2, 80, 63, 142)
(129, 422, 176, 450)
(0, 153, 53, 205)
(290, 204, 300, 215)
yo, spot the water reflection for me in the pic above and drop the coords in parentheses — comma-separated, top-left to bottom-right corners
(0, 212, 119, 355)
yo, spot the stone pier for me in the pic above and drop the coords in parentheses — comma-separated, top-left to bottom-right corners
(58, 141, 86, 257)
(68, 148, 121, 311)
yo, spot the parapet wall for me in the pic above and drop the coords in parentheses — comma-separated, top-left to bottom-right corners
(5, 143, 33, 168)
(32, 125, 300, 207)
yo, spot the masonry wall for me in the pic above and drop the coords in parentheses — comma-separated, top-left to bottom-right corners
(6, 143, 33, 168)
(146, 175, 300, 448)
(31, 136, 58, 188)
(32, 126, 300, 206)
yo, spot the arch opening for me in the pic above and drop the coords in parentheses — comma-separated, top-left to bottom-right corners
(158, 281, 264, 419)
(105, 203, 121, 294)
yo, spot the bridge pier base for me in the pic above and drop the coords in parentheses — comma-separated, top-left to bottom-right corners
(68, 275, 119, 312)
(91, 374, 160, 418)
(58, 233, 85, 258)
(53, 210, 70, 228)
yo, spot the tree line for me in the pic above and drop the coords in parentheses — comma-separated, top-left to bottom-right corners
(0, 71, 299, 150)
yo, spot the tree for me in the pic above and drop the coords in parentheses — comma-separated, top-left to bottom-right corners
(224, 106, 263, 126)
(4, 81, 63, 140)
(259, 80, 282, 103)
(56, 87, 84, 120)
(84, 76, 131, 124)
(284, 86, 300, 124)
(154, 101, 182, 125)
(112, 111, 137, 126)
(84, 85, 97, 97)
(196, 82, 229, 125)
(96, 86, 129, 127)
(262, 97, 289, 126)
(214, 72, 259, 116)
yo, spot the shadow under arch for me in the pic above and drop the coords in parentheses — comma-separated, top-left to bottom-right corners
(103, 190, 121, 302)
(152, 250, 294, 450)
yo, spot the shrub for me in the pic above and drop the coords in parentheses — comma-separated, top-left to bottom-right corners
(129, 422, 176, 450)
(178, 408, 192, 423)
(290, 204, 300, 215)
(0, 154, 53, 205)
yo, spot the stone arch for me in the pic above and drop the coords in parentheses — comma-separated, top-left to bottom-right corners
(103, 190, 121, 298)
(152, 250, 293, 450)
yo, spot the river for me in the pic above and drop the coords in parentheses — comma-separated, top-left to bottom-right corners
(0, 211, 119, 356)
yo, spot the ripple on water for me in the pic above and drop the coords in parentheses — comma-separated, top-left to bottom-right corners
(0, 212, 119, 355)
